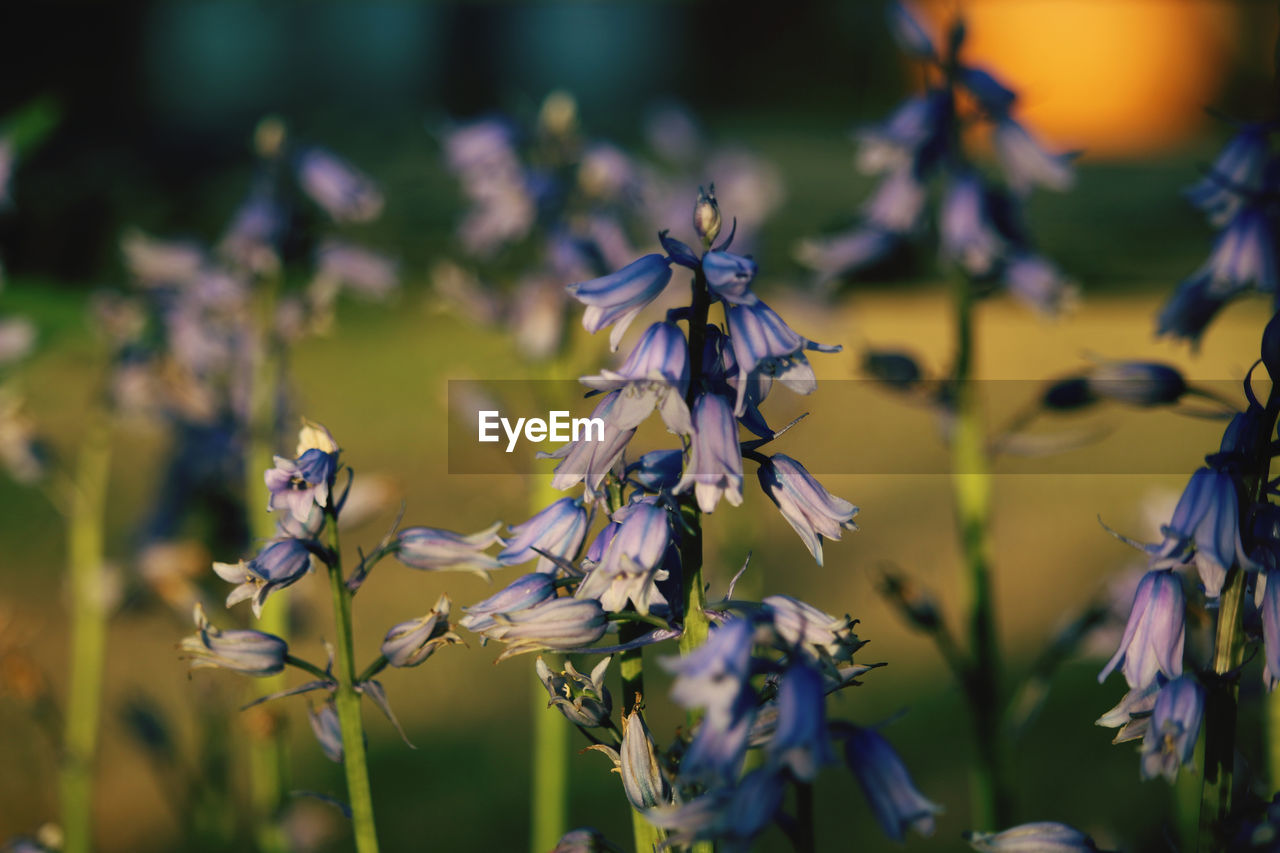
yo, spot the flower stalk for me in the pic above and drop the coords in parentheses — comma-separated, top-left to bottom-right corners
(59, 416, 113, 853)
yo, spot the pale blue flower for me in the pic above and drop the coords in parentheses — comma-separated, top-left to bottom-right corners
(1140, 675, 1204, 782)
(1098, 570, 1184, 689)
(499, 497, 589, 574)
(458, 572, 558, 635)
(763, 594, 862, 663)
(675, 393, 744, 514)
(992, 118, 1074, 194)
(702, 251, 759, 305)
(724, 300, 840, 415)
(296, 147, 384, 223)
(758, 454, 858, 565)
(766, 661, 834, 781)
(941, 172, 1003, 277)
(543, 391, 637, 496)
(580, 321, 692, 435)
(1186, 124, 1271, 226)
(483, 596, 608, 660)
(844, 726, 942, 842)
(394, 522, 505, 578)
(575, 501, 672, 614)
(380, 594, 461, 668)
(213, 538, 314, 617)
(567, 254, 674, 351)
(1148, 467, 1244, 598)
(536, 656, 612, 727)
(308, 700, 344, 763)
(179, 603, 287, 677)
(264, 448, 339, 525)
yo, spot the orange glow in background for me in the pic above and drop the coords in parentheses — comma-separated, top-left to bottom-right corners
(921, 0, 1241, 157)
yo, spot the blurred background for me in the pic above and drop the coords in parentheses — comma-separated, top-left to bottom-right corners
(1, 1, 1278, 851)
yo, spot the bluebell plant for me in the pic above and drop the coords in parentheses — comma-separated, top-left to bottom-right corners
(1092, 309, 1280, 848)
(181, 419, 481, 853)
(445, 188, 937, 851)
(796, 1, 1079, 832)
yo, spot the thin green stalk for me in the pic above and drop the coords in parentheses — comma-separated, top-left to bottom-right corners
(531, 652, 569, 853)
(59, 418, 112, 853)
(245, 276, 290, 853)
(950, 275, 1011, 829)
(324, 516, 380, 852)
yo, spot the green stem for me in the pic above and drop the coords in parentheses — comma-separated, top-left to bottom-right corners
(59, 418, 112, 853)
(325, 515, 380, 852)
(245, 275, 290, 853)
(950, 275, 1011, 829)
(531, 653, 570, 853)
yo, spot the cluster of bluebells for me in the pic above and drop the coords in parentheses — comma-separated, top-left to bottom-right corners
(797, 2, 1076, 314)
(1093, 321, 1280, 784)
(435, 92, 782, 360)
(103, 118, 397, 546)
(182, 420, 469, 763)
(1159, 121, 1279, 344)
(426, 189, 944, 848)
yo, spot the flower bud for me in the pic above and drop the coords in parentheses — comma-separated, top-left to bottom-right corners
(381, 595, 462, 667)
(179, 603, 287, 677)
(693, 184, 722, 246)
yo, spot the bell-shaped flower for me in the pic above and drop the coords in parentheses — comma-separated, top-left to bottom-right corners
(381, 594, 462, 668)
(1187, 124, 1271, 227)
(964, 822, 1101, 852)
(674, 393, 744, 514)
(179, 603, 287, 677)
(941, 172, 1004, 277)
(213, 537, 314, 617)
(645, 768, 784, 850)
(855, 92, 951, 175)
(619, 709, 673, 810)
(663, 619, 756, 757)
(1095, 679, 1161, 744)
(864, 166, 928, 234)
(575, 502, 671, 614)
(296, 147, 384, 223)
(1156, 274, 1233, 345)
(499, 497, 589, 574)
(393, 522, 505, 578)
(567, 253, 674, 351)
(1140, 675, 1204, 782)
(308, 700, 344, 763)
(763, 594, 863, 664)
(626, 449, 683, 493)
(725, 299, 840, 415)
(887, 1, 936, 59)
(536, 656, 612, 727)
(844, 726, 942, 842)
(1192, 206, 1278, 297)
(312, 240, 399, 302)
(765, 661, 834, 782)
(542, 391, 636, 497)
(1003, 252, 1077, 315)
(992, 118, 1074, 194)
(264, 448, 339, 525)
(1148, 467, 1245, 598)
(483, 596, 608, 660)
(1098, 570, 1184, 689)
(758, 454, 858, 565)
(702, 251, 759, 305)
(580, 322, 692, 435)
(458, 572, 558, 635)
(795, 226, 899, 286)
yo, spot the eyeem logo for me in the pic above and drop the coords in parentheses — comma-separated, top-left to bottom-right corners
(478, 410, 605, 453)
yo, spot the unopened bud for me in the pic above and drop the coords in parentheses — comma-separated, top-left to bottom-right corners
(693, 184, 721, 246)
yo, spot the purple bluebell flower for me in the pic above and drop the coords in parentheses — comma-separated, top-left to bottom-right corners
(458, 572, 557, 635)
(483, 596, 608, 660)
(394, 522, 505, 578)
(1003, 252, 1077, 315)
(1098, 570, 1184, 689)
(645, 768, 784, 850)
(702, 251, 759, 305)
(766, 661, 834, 781)
(674, 393, 744, 514)
(1262, 570, 1280, 690)
(619, 709, 673, 809)
(275, 503, 327, 540)
(964, 822, 1101, 852)
(1140, 675, 1204, 782)
(844, 726, 942, 842)
(763, 594, 863, 663)
(958, 66, 1018, 116)
(308, 701, 344, 763)
(1085, 361, 1187, 407)
(992, 118, 1074, 194)
(1156, 275, 1232, 344)
(794, 226, 899, 286)
(179, 603, 287, 676)
(1148, 467, 1244, 598)
(543, 391, 637, 496)
(498, 497, 588, 574)
(536, 655, 612, 727)
(567, 254, 674, 351)
(380, 594, 462, 668)
(264, 447, 340, 526)
(724, 299, 841, 415)
(213, 537, 314, 617)
(312, 240, 399, 302)
(1187, 124, 1271, 227)
(584, 521, 620, 565)
(575, 502, 672, 614)
(855, 92, 951, 175)
(1095, 680, 1161, 744)
(887, 1, 936, 59)
(758, 454, 858, 565)
(580, 321, 692, 435)
(626, 448, 683, 493)
(295, 147, 384, 223)
(1188, 206, 1278, 296)
(941, 173, 1003, 277)
(864, 166, 928, 235)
